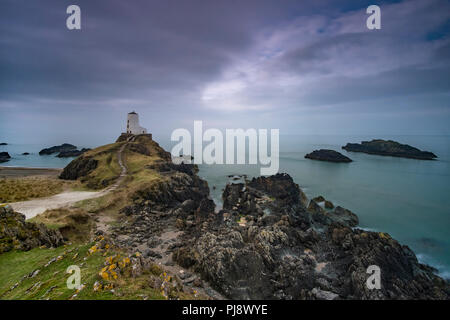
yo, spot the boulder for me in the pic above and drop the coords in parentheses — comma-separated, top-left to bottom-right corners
(0, 152, 11, 163)
(324, 200, 334, 209)
(330, 206, 359, 227)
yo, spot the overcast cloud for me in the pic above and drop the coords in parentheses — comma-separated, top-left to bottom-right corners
(0, 0, 449, 144)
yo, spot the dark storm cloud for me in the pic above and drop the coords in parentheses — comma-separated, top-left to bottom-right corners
(0, 0, 449, 138)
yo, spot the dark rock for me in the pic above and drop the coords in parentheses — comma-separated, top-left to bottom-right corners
(195, 199, 215, 222)
(342, 139, 437, 160)
(116, 133, 134, 143)
(0, 152, 11, 163)
(0, 143, 7, 145)
(59, 156, 98, 180)
(324, 200, 334, 209)
(173, 172, 448, 300)
(313, 196, 325, 202)
(39, 143, 77, 155)
(56, 148, 90, 158)
(0, 205, 64, 253)
(247, 173, 307, 207)
(305, 149, 352, 163)
(330, 206, 359, 227)
(22, 152, 30, 155)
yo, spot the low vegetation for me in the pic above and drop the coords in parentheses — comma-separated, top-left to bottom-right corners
(29, 208, 94, 243)
(74, 136, 165, 213)
(0, 135, 202, 300)
(0, 237, 202, 300)
(79, 143, 123, 190)
(0, 177, 77, 203)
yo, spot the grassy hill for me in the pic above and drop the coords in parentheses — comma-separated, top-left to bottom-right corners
(0, 134, 207, 300)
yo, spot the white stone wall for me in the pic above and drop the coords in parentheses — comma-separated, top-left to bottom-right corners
(126, 112, 147, 134)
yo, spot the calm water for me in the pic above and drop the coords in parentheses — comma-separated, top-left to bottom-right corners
(197, 135, 450, 279)
(2, 135, 449, 278)
(0, 143, 93, 168)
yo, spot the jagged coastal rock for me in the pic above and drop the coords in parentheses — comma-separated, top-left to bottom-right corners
(0, 152, 11, 163)
(56, 134, 449, 300)
(305, 149, 352, 163)
(39, 143, 77, 155)
(342, 139, 437, 160)
(56, 148, 90, 158)
(171, 173, 448, 299)
(0, 205, 64, 254)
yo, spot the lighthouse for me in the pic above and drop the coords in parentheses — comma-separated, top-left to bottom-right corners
(126, 111, 147, 135)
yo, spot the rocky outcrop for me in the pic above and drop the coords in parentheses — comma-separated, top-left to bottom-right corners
(116, 133, 134, 143)
(22, 152, 30, 155)
(305, 149, 352, 163)
(0, 143, 7, 145)
(0, 152, 11, 163)
(0, 205, 64, 254)
(59, 156, 98, 180)
(80, 137, 447, 300)
(342, 140, 437, 160)
(39, 143, 77, 155)
(172, 173, 448, 300)
(56, 148, 90, 158)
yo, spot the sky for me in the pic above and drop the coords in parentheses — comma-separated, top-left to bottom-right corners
(1, 0, 449, 145)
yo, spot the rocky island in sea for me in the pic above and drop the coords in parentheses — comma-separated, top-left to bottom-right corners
(39, 143, 77, 155)
(342, 139, 437, 160)
(305, 149, 352, 163)
(56, 148, 91, 158)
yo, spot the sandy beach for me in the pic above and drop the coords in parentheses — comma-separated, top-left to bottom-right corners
(0, 166, 62, 178)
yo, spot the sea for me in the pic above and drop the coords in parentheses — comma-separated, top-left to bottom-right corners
(1, 134, 449, 279)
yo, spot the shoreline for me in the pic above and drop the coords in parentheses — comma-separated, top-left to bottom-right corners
(0, 166, 62, 178)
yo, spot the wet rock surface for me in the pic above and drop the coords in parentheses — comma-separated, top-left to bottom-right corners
(342, 139, 437, 160)
(0, 152, 11, 163)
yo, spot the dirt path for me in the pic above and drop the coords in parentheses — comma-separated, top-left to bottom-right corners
(10, 143, 129, 219)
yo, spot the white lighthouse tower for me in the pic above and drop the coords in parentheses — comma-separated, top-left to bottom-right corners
(126, 111, 147, 135)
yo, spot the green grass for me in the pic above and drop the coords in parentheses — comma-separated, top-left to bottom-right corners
(0, 242, 170, 300)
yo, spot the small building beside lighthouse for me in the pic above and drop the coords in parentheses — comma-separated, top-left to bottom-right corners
(126, 111, 147, 135)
